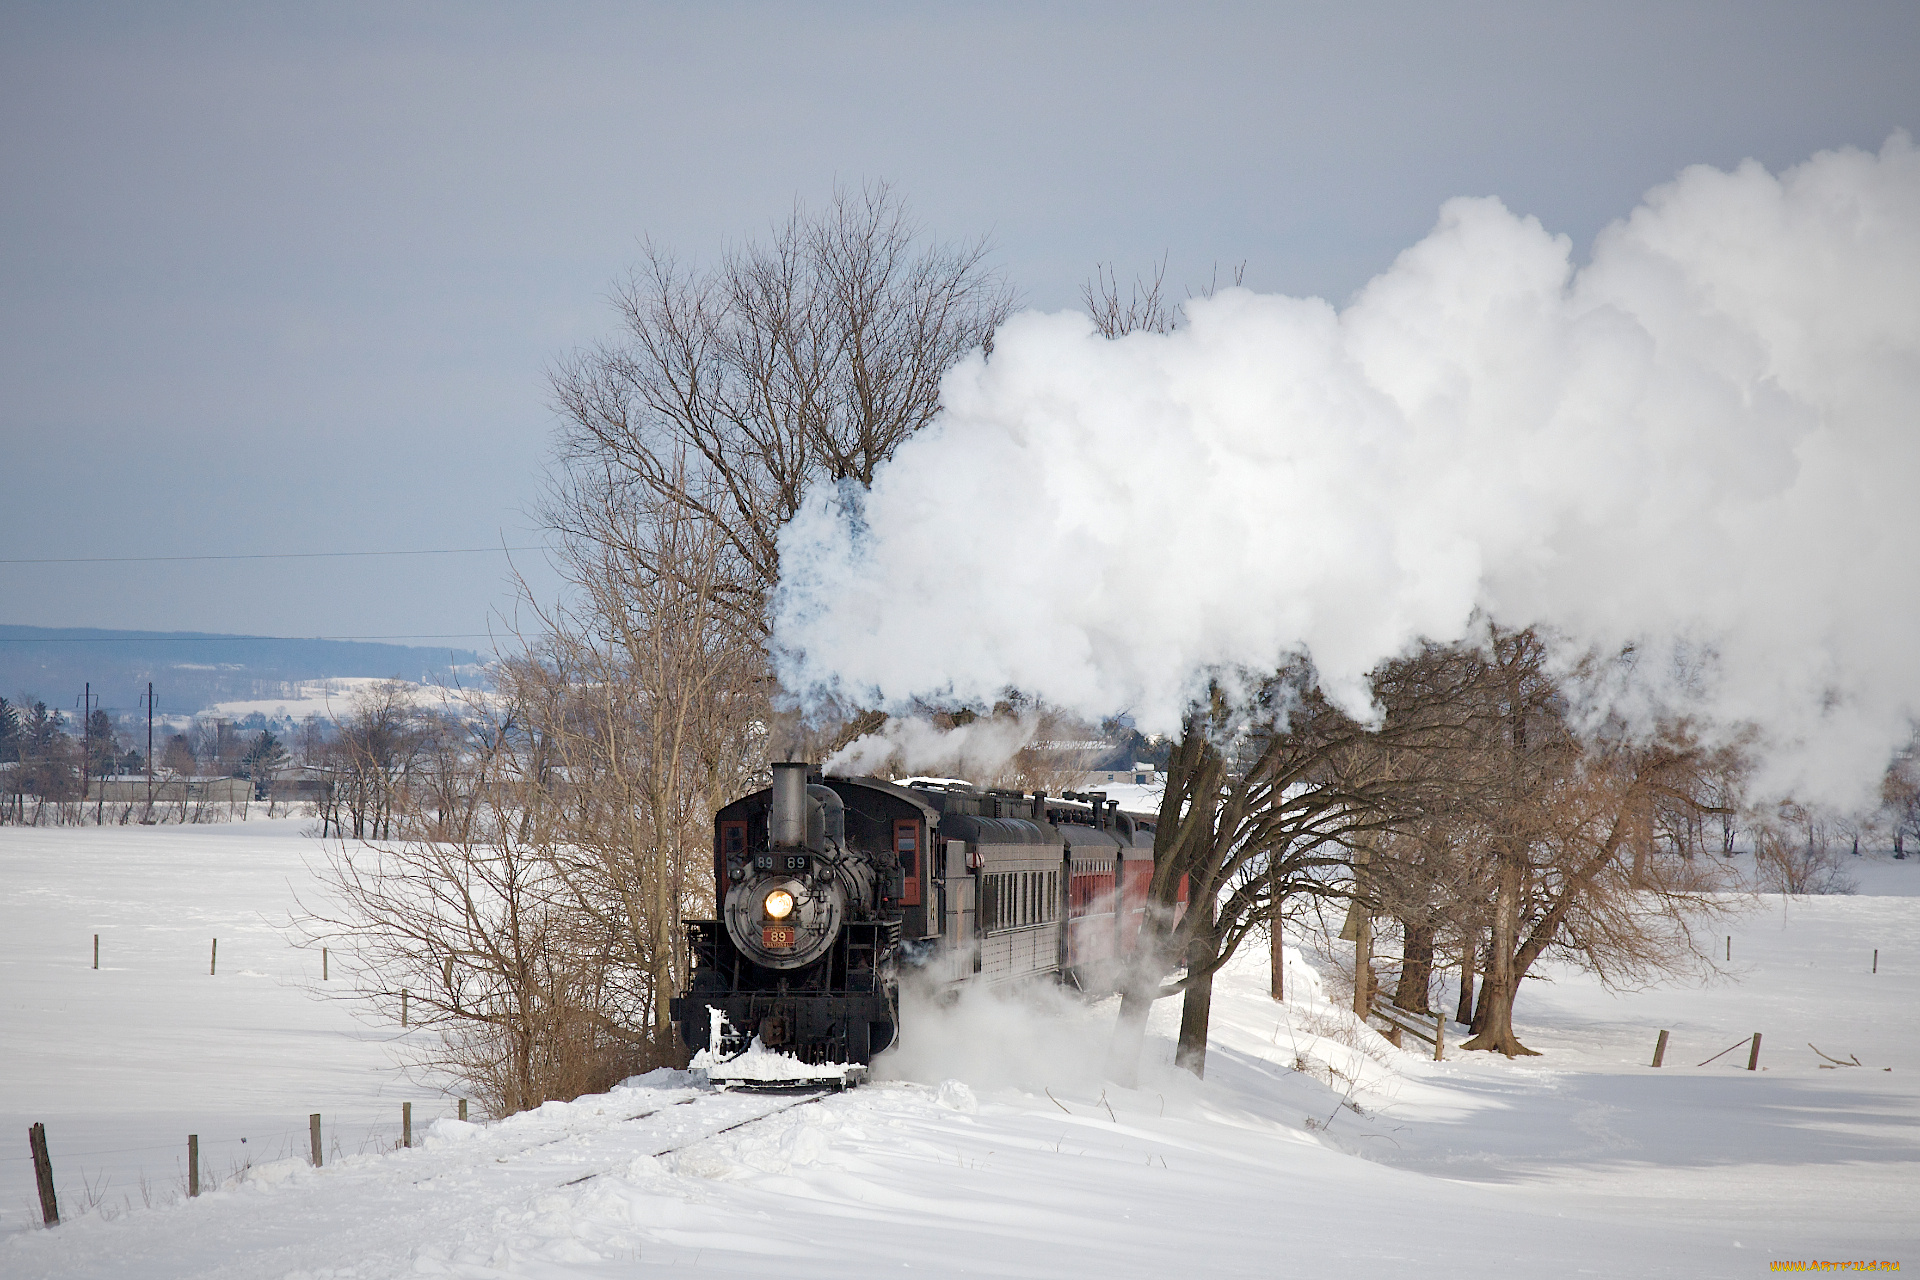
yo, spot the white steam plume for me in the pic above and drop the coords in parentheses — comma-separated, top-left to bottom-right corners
(775, 137, 1920, 809)
(823, 712, 1039, 780)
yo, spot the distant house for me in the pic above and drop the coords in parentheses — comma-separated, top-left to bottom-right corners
(269, 766, 333, 802)
(1083, 764, 1161, 787)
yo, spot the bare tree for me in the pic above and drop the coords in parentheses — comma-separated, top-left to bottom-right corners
(1432, 631, 1738, 1056)
(1883, 739, 1920, 859)
(320, 681, 424, 840)
(1368, 821, 1479, 1017)
(1750, 801, 1859, 895)
(304, 485, 766, 1111)
(1107, 648, 1482, 1082)
(511, 457, 767, 1044)
(301, 186, 1013, 1110)
(297, 710, 654, 1116)
(1082, 257, 1245, 338)
(549, 182, 1014, 640)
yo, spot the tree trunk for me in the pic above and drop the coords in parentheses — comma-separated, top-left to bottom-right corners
(1395, 917, 1433, 1015)
(1461, 850, 1538, 1056)
(1352, 910, 1371, 1020)
(1268, 861, 1284, 1001)
(1175, 895, 1219, 1078)
(1175, 965, 1214, 1078)
(1455, 933, 1477, 1025)
(1463, 962, 1538, 1057)
(1107, 890, 1181, 1085)
(1105, 984, 1154, 1087)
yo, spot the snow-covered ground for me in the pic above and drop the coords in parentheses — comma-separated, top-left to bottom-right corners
(0, 819, 446, 1236)
(3, 820, 1916, 1277)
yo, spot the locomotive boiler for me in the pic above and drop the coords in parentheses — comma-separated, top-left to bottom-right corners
(670, 762, 1173, 1069)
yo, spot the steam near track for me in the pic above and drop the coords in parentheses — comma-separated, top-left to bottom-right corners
(773, 135, 1920, 808)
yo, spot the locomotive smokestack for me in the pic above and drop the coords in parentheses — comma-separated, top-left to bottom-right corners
(770, 761, 808, 849)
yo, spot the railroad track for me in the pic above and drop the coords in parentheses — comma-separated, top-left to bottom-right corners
(555, 1085, 837, 1187)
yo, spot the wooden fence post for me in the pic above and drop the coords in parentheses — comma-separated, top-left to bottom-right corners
(458, 1098, 468, 1122)
(402, 1102, 412, 1149)
(210, 938, 217, 976)
(309, 1113, 322, 1168)
(93, 935, 99, 970)
(1652, 1029, 1669, 1067)
(28, 1123, 59, 1225)
(1873, 949, 1878, 974)
(401, 989, 408, 1028)
(1433, 1012, 1445, 1062)
(188, 1134, 199, 1197)
(322, 947, 328, 981)
(1747, 1032, 1762, 1071)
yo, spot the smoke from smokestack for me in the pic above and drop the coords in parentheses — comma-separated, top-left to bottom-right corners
(774, 136, 1920, 809)
(823, 712, 1041, 781)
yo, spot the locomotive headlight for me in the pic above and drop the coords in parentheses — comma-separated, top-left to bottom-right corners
(763, 888, 795, 920)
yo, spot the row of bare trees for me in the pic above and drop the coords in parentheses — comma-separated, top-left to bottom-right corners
(1126, 649, 1920, 1080)
(1103, 627, 1756, 1079)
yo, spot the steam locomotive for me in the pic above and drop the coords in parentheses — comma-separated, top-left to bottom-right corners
(669, 762, 1173, 1068)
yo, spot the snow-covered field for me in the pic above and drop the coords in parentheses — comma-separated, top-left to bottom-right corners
(205, 676, 475, 725)
(3, 820, 1916, 1277)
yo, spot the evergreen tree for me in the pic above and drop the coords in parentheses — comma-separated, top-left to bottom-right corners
(17, 701, 78, 800)
(24, 702, 61, 755)
(0, 696, 20, 764)
(85, 707, 118, 777)
(242, 730, 290, 800)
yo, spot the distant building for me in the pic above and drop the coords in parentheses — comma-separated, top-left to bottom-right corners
(1083, 763, 1161, 787)
(85, 775, 254, 804)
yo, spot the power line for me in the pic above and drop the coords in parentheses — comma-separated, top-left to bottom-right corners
(0, 546, 548, 566)
(0, 634, 498, 644)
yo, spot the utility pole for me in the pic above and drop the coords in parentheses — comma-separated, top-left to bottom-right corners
(145, 682, 154, 811)
(78, 682, 93, 815)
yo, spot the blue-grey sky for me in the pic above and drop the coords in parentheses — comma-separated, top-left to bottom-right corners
(3, 1, 1915, 643)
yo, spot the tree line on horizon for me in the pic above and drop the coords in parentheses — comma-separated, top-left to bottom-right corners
(0, 688, 480, 829)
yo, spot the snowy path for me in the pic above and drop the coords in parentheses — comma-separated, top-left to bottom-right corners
(4, 822, 1917, 1276)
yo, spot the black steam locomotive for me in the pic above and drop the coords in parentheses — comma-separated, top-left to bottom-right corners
(669, 762, 1169, 1068)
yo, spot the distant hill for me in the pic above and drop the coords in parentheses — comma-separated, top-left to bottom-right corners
(0, 626, 490, 719)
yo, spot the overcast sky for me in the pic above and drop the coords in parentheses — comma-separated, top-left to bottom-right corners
(3, 1, 1915, 643)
